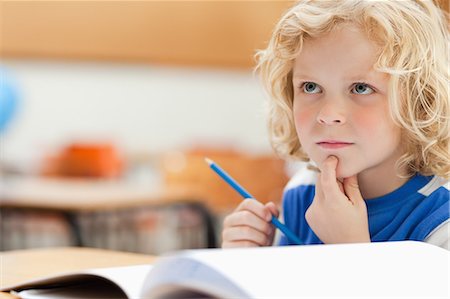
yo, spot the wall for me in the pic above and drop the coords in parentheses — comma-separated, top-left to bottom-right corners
(1, 60, 272, 171)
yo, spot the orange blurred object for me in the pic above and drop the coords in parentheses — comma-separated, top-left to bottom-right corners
(41, 143, 123, 179)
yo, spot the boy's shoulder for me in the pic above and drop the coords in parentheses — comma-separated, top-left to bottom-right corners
(284, 162, 318, 192)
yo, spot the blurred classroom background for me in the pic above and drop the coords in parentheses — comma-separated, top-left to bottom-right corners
(0, 1, 295, 254)
(2, 0, 449, 255)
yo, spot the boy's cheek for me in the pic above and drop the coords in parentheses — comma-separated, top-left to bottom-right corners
(293, 109, 314, 136)
(352, 106, 396, 134)
(352, 112, 378, 132)
(294, 109, 321, 164)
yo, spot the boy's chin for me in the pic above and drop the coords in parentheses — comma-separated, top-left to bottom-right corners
(313, 156, 357, 179)
(335, 163, 359, 179)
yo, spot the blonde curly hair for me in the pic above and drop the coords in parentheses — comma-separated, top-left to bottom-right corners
(256, 0, 450, 179)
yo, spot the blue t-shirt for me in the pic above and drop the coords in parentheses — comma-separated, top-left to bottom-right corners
(279, 170, 450, 246)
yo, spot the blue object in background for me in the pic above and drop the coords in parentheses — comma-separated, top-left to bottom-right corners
(0, 67, 19, 133)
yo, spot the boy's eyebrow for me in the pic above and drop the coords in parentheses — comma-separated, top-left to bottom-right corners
(292, 73, 320, 82)
(292, 70, 382, 82)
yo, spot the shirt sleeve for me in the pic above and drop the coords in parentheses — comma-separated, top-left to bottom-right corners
(424, 220, 450, 250)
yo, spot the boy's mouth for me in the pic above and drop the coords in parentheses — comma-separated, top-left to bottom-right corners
(316, 140, 354, 149)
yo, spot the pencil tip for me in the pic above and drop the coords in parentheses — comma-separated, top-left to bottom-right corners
(204, 157, 213, 165)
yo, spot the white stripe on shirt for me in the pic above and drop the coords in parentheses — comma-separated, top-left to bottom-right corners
(418, 176, 449, 196)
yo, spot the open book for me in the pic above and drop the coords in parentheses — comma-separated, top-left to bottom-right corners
(2, 241, 448, 299)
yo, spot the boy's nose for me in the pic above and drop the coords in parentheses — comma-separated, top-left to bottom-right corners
(316, 101, 346, 125)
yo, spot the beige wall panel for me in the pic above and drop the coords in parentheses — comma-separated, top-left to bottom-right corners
(0, 1, 293, 68)
(0, 1, 447, 68)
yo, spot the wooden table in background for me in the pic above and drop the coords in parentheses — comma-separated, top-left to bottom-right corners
(0, 177, 217, 248)
(0, 176, 204, 212)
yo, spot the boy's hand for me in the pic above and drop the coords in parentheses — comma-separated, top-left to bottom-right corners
(221, 199, 279, 248)
(305, 156, 370, 244)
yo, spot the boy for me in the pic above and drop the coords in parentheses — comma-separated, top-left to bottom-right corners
(222, 0, 449, 250)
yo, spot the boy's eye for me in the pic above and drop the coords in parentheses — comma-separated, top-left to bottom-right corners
(352, 83, 374, 95)
(302, 82, 321, 94)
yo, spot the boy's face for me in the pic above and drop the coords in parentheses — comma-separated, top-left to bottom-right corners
(292, 25, 403, 179)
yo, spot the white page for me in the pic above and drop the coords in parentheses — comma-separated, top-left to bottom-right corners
(140, 256, 250, 298)
(180, 241, 449, 298)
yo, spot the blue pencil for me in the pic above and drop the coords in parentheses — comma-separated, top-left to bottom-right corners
(205, 157, 302, 245)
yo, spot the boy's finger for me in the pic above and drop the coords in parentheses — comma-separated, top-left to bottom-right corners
(265, 202, 280, 218)
(236, 198, 272, 222)
(343, 175, 364, 205)
(320, 156, 342, 199)
(314, 173, 325, 201)
(222, 240, 260, 248)
(337, 179, 344, 193)
(223, 210, 273, 235)
(222, 226, 269, 246)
